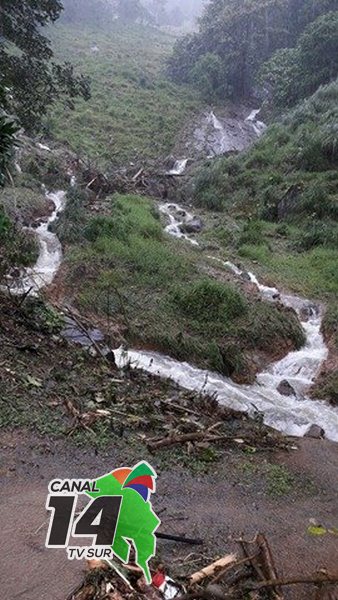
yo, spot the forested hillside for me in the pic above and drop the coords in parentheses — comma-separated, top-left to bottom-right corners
(168, 0, 338, 102)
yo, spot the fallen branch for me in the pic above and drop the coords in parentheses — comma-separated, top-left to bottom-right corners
(147, 431, 246, 451)
(256, 533, 284, 600)
(159, 398, 203, 417)
(249, 573, 338, 590)
(132, 168, 144, 181)
(210, 554, 258, 584)
(156, 532, 203, 545)
(189, 554, 237, 585)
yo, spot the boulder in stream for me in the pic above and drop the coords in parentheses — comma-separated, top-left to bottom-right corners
(300, 303, 319, 321)
(277, 380, 296, 397)
(180, 217, 204, 234)
(304, 424, 326, 439)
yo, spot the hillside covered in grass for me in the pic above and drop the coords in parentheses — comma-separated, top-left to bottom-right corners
(54, 190, 305, 384)
(47, 24, 201, 167)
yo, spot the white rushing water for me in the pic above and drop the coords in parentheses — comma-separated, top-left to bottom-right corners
(159, 203, 199, 246)
(9, 183, 338, 439)
(202, 108, 266, 156)
(245, 108, 267, 136)
(114, 209, 338, 441)
(167, 159, 189, 176)
(6, 190, 66, 295)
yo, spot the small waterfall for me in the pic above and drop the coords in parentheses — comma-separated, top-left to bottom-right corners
(5, 190, 66, 295)
(245, 108, 267, 136)
(159, 203, 199, 246)
(167, 159, 189, 176)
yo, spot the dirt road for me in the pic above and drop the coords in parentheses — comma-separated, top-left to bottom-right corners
(1, 430, 337, 600)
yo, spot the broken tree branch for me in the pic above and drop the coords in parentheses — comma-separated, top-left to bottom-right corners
(147, 431, 246, 451)
(189, 554, 237, 585)
(210, 554, 258, 584)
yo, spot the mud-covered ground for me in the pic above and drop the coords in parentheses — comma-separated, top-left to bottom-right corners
(1, 432, 337, 600)
(0, 295, 337, 600)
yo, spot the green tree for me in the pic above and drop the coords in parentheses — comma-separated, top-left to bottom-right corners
(168, 0, 338, 101)
(0, 112, 19, 186)
(259, 47, 301, 108)
(191, 52, 226, 100)
(0, 0, 90, 131)
(260, 11, 338, 107)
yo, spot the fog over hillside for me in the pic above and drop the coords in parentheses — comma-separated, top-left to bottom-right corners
(60, 0, 207, 28)
(142, 0, 206, 26)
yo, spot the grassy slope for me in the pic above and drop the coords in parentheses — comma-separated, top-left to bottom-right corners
(193, 81, 338, 301)
(47, 24, 201, 167)
(55, 190, 305, 383)
(191, 80, 338, 402)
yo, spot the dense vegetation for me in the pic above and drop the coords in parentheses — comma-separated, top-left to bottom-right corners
(168, 0, 338, 103)
(0, 0, 89, 133)
(260, 11, 338, 108)
(1, 0, 336, 405)
(191, 79, 338, 402)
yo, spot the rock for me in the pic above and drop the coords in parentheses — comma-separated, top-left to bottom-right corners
(180, 217, 204, 234)
(300, 303, 319, 320)
(304, 424, 325, 439)
(205, 584, 225, 599)
(277, 380, 296, 396)
(241, 271, 251, 282)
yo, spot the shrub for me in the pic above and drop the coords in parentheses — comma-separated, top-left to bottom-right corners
(239, 220, 265, 246)
(0, 208, 38, 281)
(297, 221, 338, 250)
(322, 303, 338, 347)
(85, 194, 163, 243)
(239, 303, 306, 352)
(55, 187, 88, 243)
(171, 279, 247, 324)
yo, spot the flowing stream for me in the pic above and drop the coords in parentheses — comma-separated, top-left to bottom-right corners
(167, 159, 189, 176)
(159, 203, 199, 246)
(114, 211, 338, 441)
(6, 190, 66, 295)
(11, 178, 338, 440)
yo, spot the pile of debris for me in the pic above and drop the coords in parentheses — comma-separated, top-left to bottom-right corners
(67, 534, 338, 600)
(79, 161, 180, 202)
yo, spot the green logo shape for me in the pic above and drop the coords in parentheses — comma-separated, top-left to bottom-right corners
(87, 461, 160, 583)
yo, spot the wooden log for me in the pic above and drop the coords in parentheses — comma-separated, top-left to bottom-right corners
(189, 554, 237, 585)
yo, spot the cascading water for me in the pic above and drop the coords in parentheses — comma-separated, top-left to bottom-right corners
(8, 180, 337, 440)
(5, 190, 66, 295)
(167, 159, 189, 176)
(159, 203, 199, 246)
(245, 108, 267, 136)
(114, 211, 338, 442)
